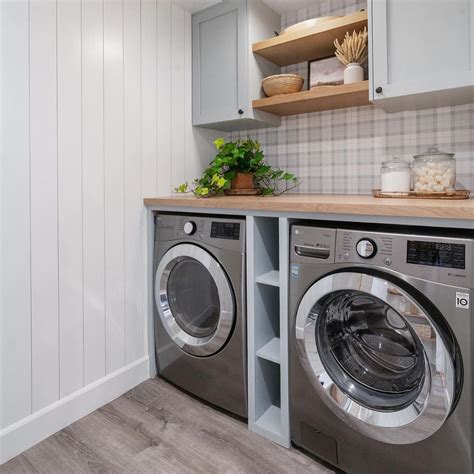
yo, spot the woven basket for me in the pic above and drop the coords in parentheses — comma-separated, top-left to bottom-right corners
(262, 74, 304, 97)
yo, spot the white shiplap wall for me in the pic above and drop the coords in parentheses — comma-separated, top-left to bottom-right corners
(0, 0, 217, 462)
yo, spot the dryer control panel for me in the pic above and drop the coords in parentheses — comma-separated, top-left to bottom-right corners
(155, 214, 245, 253)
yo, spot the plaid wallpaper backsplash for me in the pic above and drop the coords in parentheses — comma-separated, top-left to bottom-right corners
(230, 0, 474, 195)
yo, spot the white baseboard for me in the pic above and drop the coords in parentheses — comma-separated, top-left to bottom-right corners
(0, 356, 150, 465)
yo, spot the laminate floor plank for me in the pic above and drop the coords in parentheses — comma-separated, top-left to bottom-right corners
(122, 384, 318, 473)
(27, 428, 113, 474)
(0, 455, 36, 474)
(1, 378, 333, 473)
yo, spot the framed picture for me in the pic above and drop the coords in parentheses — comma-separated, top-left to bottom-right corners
(308, 56, 345, 88)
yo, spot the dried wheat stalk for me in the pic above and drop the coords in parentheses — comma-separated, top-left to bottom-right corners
(334, 27, 368, 65)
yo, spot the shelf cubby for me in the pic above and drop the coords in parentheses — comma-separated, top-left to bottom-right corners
(257, 404, 282, 437)
(256, 270, 280, 287)
(257, 337, 280, 364)
(247, 216, 290, 448)
(253, 217, 279, 275)
(255, 284, 280, 348)
(254, 358, 282, 441)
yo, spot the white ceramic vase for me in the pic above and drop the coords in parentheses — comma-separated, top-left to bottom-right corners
(344, 63, 364, 84)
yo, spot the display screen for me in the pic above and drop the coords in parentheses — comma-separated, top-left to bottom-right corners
(407, 240, 465, 269)
(211, 222, 240, 240)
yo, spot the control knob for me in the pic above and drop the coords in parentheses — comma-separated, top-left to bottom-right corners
(183, 221, 196, 235)
(356, 239, 377, 259)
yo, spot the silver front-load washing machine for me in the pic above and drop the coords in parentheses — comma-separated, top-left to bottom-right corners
(289, 223, 473, 473)
(154, 213, 247, 418)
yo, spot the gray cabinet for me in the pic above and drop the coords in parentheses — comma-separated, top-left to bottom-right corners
(192, 0, 281, 131)
(369, 0, 474, 112)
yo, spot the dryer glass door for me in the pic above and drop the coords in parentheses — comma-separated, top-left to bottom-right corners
(167, 258, 220, 339)
(155, 243, 235, 357)
(295, 271, 460, 445)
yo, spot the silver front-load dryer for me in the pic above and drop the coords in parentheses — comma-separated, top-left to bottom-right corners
(154, 213, 247, 418)
(289, 223, 473, 473)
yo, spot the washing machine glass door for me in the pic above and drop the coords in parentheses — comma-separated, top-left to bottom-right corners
(295, 271, 460, 445)
(155, 243, 235, 357)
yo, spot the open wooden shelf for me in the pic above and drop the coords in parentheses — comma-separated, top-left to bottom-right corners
(252, 81, 370, 116)
(252, 10, 368, 67)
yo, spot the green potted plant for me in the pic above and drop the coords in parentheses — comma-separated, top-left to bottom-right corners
(175, 138, 300, 197)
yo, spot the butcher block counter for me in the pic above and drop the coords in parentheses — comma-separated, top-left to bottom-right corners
(144, 194, 474, 227)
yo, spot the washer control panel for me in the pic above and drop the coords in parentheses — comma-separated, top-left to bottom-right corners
(291, 225, 472, 287)
(334, 228, 472, 287)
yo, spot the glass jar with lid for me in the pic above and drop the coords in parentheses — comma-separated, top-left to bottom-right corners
(380, 157, 411, 193)
(412, 146, 456, 194)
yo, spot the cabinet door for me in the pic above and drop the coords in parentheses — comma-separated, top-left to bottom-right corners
(370, 0, 474, 102)
(192, 0, 247, 126)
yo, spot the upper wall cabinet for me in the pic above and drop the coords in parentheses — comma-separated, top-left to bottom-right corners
(369, 0, 474, 112)
(192, 0, 281, 131)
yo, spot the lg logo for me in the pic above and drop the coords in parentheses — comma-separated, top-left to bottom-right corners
(456, 292, 470, 309)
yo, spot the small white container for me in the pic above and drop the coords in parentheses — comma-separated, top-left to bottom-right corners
(344, 63, 364, 84)
(380, 158, 411, 193)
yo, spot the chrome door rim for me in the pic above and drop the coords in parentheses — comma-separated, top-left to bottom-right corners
(295, 271, 455, 445)
(155, 244, 234, 357)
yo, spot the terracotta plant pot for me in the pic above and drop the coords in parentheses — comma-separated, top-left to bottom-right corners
(231, 172, 255, 190)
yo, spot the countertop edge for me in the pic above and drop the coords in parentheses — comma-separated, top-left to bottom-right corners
(143, 195, 474, 222)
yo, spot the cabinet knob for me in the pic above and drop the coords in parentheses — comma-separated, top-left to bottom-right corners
(375, 86, 383, 94)
(238, 109, 244, 115)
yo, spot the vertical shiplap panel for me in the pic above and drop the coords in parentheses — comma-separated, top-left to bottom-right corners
(57, 0, 84, 398)
(140, 0, 156, 367)
(141, 0, 157, 198)
(183, 9, 196, 184)
(124, 0, 142, 363)
(82, 0, 106, 385)
(171, 3, 186, 190)
(156, 0, 171, 196)
(104, 0, 125, 373)
(30, 0, 59, 412)
(0, 0, 32, 427)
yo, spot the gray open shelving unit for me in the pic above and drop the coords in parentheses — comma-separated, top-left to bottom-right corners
(246, 216, 290, 448)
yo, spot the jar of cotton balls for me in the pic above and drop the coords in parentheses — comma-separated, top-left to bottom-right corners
(412, 146, 456, 195)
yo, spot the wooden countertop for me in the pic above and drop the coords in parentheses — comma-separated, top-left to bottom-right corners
(144, 194, 474, 221)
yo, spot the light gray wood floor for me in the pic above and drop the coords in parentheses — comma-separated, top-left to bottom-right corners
(1, 377, 334, 473)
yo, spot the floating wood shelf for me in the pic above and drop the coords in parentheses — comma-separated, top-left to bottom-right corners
(252, 11, 368, 67)
(252, 81, 370, 116)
